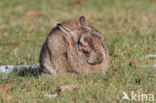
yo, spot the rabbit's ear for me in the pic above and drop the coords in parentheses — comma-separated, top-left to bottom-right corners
(58, 25, 74, 45)
(79, 16, 87, 27)
(58, 25, 71, 37)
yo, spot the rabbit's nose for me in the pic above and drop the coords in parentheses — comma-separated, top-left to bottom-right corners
(97, 53, 103, 63)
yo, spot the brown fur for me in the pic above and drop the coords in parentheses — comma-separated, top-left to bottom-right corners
(39, 16, 109, 75)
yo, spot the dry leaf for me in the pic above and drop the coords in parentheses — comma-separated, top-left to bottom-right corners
(0, 86, 12, 93)
(2, 32, 9, 37)
(0, 24, 6, 31)
(25, 10, 39, 17)
(69, 0, 83, 7)
(129, 60, 139, 67)
(89, 19, 95, 23)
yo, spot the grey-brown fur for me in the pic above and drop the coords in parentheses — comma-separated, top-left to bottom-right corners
(39, 16, 109, 75)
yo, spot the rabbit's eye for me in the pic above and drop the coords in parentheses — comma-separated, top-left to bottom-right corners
(85, 52, 90, 57)
(84, 37, 88, 41)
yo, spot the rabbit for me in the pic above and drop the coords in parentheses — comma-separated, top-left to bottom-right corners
(39, 16, 109, 75)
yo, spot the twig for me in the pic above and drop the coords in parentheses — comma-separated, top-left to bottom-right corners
(45, 84, 79, 98)
(139, 54, 156, 61)
(0, 64, 40, 74)
(140, 64, 156, 69)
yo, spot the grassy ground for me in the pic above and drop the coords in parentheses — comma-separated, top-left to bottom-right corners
(0, 0, 156, 102)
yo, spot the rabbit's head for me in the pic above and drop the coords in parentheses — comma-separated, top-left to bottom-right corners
(59, 16, 106, 65)
(77, 31, 105, 65)
(75, 16, 105, 65)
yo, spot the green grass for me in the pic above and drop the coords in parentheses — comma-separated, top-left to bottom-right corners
(0, 0, 156, 102)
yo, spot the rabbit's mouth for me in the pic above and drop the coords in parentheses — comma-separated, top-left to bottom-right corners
(87, 52, 104, 65)
(87, 59, 103, 65)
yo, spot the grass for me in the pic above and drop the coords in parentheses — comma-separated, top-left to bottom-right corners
(0, 0, 156, 102)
